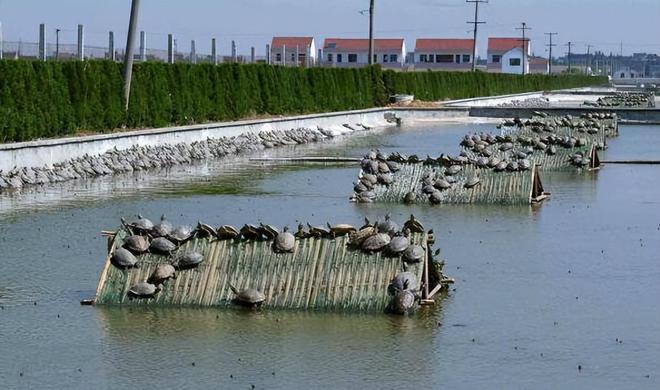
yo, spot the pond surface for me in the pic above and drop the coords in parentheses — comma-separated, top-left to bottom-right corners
(1, 121, 658, 389)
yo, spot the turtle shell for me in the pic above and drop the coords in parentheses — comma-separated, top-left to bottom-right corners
(231, 286, 266, 306)
(147, 264, 176, 284)
(111, 247, 139, 270)
(403, 191, 416, 204)
(169, 225, 194, 243)
(151, 215, 173, 237)
(127, 282, 159, 299)
(196, 222, 218, 239)
(273, 228, 295, 253)
(403, 215, 424, 234)
(123, 235, 150, 254)
(217, 225, 240, 239)
(240, 224, 262, 240)
(386, 235, 409, 255)
(464, 176, 481, 189)
(348, 227, 376, 247)
(386, 290, 416, 315)
(327, 223, 357, 236)
(377, 215, 399, 236)
(259, 223, 279, 240)
(174, 252, 204, 270)
(446, 165, 462, 176)
(149, 237, 177, 254)
(361, 233, 391, 252)
(128, 215, 154, 233)
(387, 272, 418, 295)
(403, 245, 424, 263)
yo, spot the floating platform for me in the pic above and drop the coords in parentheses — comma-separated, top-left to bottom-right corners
(94, 225, 448, 313)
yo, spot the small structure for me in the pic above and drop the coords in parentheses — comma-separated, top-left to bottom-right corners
(414, 38, 475, 70)
(322, 38, 406, 68)
(529, 57, 549, 74)
(487, 37, 530, 74)
(270, 37, 316, 66)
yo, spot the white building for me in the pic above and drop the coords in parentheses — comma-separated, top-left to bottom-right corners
(488, 37, 531, 74)
(270, 37, 316, 66)
(322, 38, 406, 68)
(614, 66, 639, 79)
(414, 38, 475, 70)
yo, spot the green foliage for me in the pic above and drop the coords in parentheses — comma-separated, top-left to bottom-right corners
(0, 60, 606, 143)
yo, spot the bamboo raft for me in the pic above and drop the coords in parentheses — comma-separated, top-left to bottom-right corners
(94, 226, 447, 313)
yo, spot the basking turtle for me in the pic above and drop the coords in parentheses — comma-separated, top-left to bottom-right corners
(387, 272, 419, 295)
(196, 221, 218, 239)
(403, 243, 424, 264)
(377, 213, 400, 236)
(169, 225, 194, 244)
(519, 159, 532, 171)
(464, 175, 481, 189)
(385, 160, 400, 172)
(307, 223, 331, 238)
(429, 190, 445, 204)
(361, 173, 378, 186)
(123, 235, 150, 254)
(378, 173, 394, 185)
(386, 231, 409, 256)
(151, 214, 173, 237)
(149, 237, 177, 255)
(378, 161, 390, 174)
(347, 226, 376, 248)
(127, 282, 160, 300)
(173, 251, 204, 270)
(434, 178, 451, 191)
(327, 223, 357, 237)
(494, 161, 508, 172)
(240, 224, 262, 240)
(147, 264, 176, 284)
(487, 156, 501, 168)
(403, 191, 417, 204)
(294, 223, 310, 239)
(111, 247, 139, 270)
(386, 290, 417, 315)
(259, 223, 279, 240)
(124, 214, 154, 234)
(403, 215, 424, 234)
(229, 283, 266, 307)
(273, 226, 295, 253)
(446, 165, 462, 176)
(353, 181, 369, 193)
(217, 225, 240, 240)
(361, 228, 391, 252)
(360, 217, 374, 230)
(506, 161, 519, 172)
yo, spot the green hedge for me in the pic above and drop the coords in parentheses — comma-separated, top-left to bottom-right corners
(0, 60, 605, 143)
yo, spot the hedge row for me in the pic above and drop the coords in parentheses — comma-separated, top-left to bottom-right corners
(0, 60, 604, 143)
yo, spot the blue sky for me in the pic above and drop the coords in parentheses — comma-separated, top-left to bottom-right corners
(1, 0, 658, 57)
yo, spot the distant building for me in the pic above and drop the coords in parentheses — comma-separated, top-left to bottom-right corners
(614, 66, 640, 79)
(271, 37, 316, 66)
(487, 37, 531, 74)
(414, 39, 475, 70)
(322, 38, 406, 68)
(529, 57, 549, 74)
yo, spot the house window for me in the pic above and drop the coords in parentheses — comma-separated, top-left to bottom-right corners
(436, 54, 454, 63)
(463, 54, 471, 63)
(455, 54, 461, 63)
(275, 53, 281, 62)
(327, 53, 333, 62)
(427, 55, 435, 63)
(348, 53, 358, 63)
(383, 54, 389, 63)
(419, 54, 427, 63)
(620, 73, 625, 78)
(291, 53, 296, 62)
(390, 54, 398, 62)
(492, 55, 501, 63)
(373, 54, 377, 63)
(337, 54, 343, 63)
(509, 58, 521, 66)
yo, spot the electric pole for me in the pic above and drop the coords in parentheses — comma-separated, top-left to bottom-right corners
(123, 0, 140, 111)
(586, 44, 593, 75)
(566, 41, 573, 73)
(55, 28, 61, 60)
(466, 0, 488, 72)
(544, 32, 557, 74)
(516, 22, 531, 75)
(368, 0, 375, 65)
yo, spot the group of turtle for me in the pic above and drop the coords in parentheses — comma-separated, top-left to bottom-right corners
(351, 150, 402, 203)
(0, 126, 356, 192)
(584, 92, 655, 108)
(344, 215, 426, 262)
(385, 271, 420, 315)
(412, 167, 481, 205)
(499, 111, 616, 134)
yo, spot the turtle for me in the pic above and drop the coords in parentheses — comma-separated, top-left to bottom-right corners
(377, 213, 400, 236)
(433, 179, 451, 191)
(217, 225, 240, 240)
(151, 214, 173, 237)
(127, 282, 161, 300)
(347, 226, 376, 248)
(386, 290, 417, 315)
(494, 161, 508, 172)
(519, 159, 532, 171)
(506, 161, 519, 172)
(403, 215, 424, 234)
(487, 156, 501, 168)
(273, 226, 295, 253)
(385, 160, 400, 172)
(307, 223, 331, 238)
(259, 223, 279, 240)
(195, 221, 218, 239)
(111, 247, 139, 270)
(240, 224, 262, 240)
(124, 214, 154, 234)
(361, 228, 391, 252)
(229, 283, 266, 307)
(360, 217, 374, 230)
(378, 161, 391, 174)
(403, 191, 417, 204)
(294, 223, 310, 239)
(147, 264, 177, 285)
(387, 272, 418, 295)
(169, 225, 194, 244)
(361, 173, 378, 186)
(327, 223, 357, 237)
(123, 235, 150, 254)
(386, 231, 409, 255)
(149, 237, 177, 255)
(173, 251, 204, 270)
(402, 243, 424, 264)
(429, 190, 445, 205)
(353, 181, 369, 193)
(446, 165, 462, 176)
(464, 175, 481, 189)
(378, 173, 394, 185)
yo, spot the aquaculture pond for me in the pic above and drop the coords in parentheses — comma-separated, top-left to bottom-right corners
(0, 121, 658, 389)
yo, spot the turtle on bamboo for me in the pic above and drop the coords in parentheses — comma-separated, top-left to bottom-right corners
(307, 223, 331, 238)
(386, 230, 409, 256)
(149, 237, 177, 255)
(240, 224, 262, 240)
(259, 223, 279, 240)
(386, 290, 417, 315)
(327, 223, 357, 237)
(347, 226, 376, 248)
(434, 178, 452, 191)
(273, 227, 295, 253)
(377, 213, 400, 236)
(402, 242, 424, 264)
(361, 227, 391, 253)
(123, 215, 154, 235)
(173, 251, 204, 270)
(195, 221, 218, 239)
(169, 225, 194, 244)
(217, 225, 240, 240)
(123, 235, 150, 254)
(445, 165, 462, 176)
(151, 214, 173, 237)
(127, 282, 161, 300)
(294, 223, 310, 239)
(403, 215, 424, 234)
(229, 283, 266, 308)
(147, 264, 176, 285)
(360, 217, 374, 230)
(403, 191, 417, 204)
(429, 190, 445, 205)
(111, 247, 139, 270)
(464, 174, 481, 189)
(387, 272, 418, 295)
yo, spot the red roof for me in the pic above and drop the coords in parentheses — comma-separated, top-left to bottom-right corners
(323, 38, 404, 52)
(488, 37, 529, 53)
(415, 38, 474, 52)
(271, 37, 314, 49)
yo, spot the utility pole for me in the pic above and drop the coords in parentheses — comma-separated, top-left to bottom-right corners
(586, 44, 593, 75)
(566, 41, 573, 73)
(516, 22, 531, 75)
(544, 32, 557, 74)
(55, 28, 61, 60)
(122, 0, 140, 111)
(368, 0, 375, 65)
(466, 0, 487, 72)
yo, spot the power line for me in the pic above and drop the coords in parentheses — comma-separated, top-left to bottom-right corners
(466, 0, 488, 72)
(516, 22, 531, 75)
(544, 32, 557, 74)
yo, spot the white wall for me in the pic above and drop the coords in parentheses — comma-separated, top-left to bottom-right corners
(502, 47, 529, 74)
